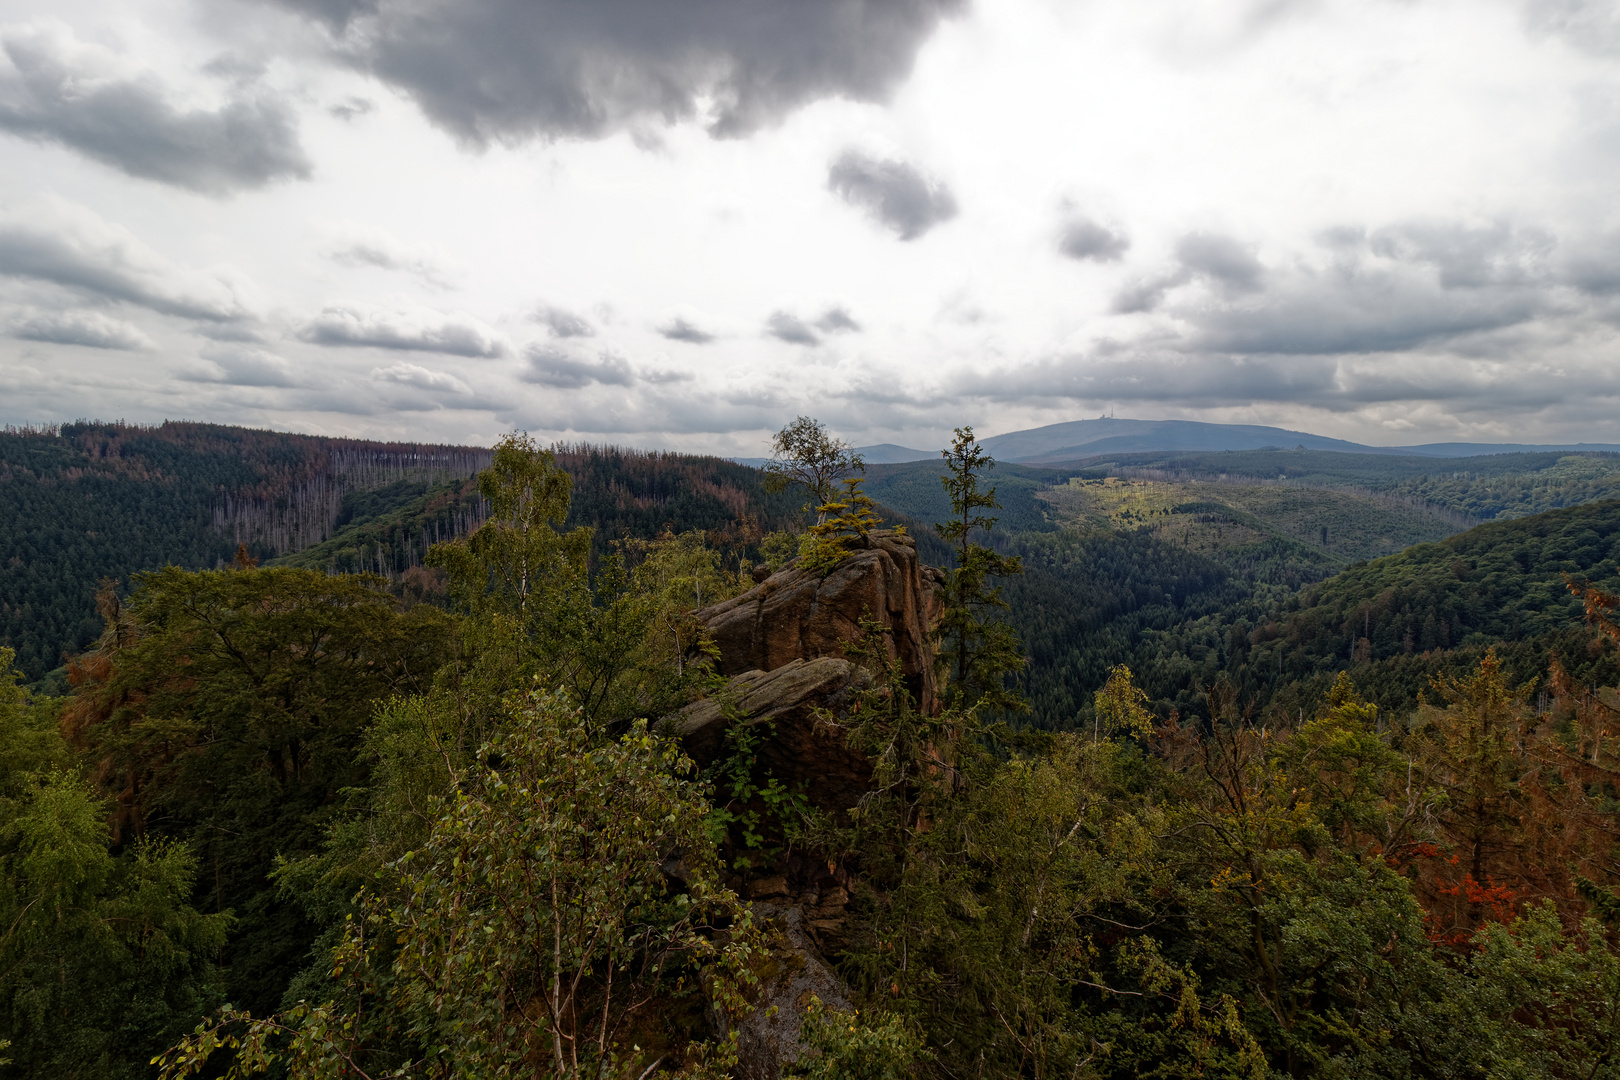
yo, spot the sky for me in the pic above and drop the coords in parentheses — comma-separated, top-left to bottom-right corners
(2, 0, 1620, 455)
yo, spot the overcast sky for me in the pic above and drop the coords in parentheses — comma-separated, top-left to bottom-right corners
(2, 0, 1619, 453)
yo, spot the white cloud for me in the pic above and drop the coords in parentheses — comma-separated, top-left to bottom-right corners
(298, 303, 508, 357)
(0, 198, 262, 321)
(10, 309, 150, 349)
(318, 221, 458, 289)
(187, 344, 303, 387)
(0, 22, 310, 193)
(372, 359, 471, 393)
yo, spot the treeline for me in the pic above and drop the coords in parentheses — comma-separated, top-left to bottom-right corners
(995, 498, 1620, 730)
(0, 425, 812, 683)
(0, 422, 490, 680)
(1082, 445, 1620, 521)
(9, 433, 1620, 1078)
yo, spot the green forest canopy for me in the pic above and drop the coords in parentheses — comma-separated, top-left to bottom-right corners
(9, 429, 1620, 1076)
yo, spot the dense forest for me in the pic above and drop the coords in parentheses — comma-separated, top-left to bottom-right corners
(9, 421, 1620, 1077)
(0, 425, 803, 685)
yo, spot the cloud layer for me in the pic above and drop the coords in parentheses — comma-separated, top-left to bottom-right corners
(0, 201, 259, 321)
(298, 304, 507, 356)
(0, 24, 310, 194)
(267, 0, 964, 144)
(7, 0, 1620, 453)
(10, 309, 150, 349)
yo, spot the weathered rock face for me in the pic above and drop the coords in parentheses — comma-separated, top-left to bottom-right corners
(674, 657, 873, 815)
(694, 530, 944, 717)
(730, 902, 852, 1080)
(675, 530, 945, 1079)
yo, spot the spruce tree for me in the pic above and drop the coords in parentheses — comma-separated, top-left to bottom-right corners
(932, 427, 1028, 714)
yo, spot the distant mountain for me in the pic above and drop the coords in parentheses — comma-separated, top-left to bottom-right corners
(855, 443, 939, 464)
(979, 418, 1370, 462)
(977, 417, 1620, 463)
(730, 443, 938, 469)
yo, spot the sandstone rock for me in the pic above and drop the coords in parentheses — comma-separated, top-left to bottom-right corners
(673, 657, 873, 815)
(815, 885, 849, 909)
(746, 875, 791, 899)
(731, 902, 852, 1080)
(695, 530, 944, 716)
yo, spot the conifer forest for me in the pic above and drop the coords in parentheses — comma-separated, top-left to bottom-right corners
(7, 419, 1620, 1079)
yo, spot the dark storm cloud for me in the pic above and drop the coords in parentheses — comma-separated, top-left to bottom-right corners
(1057, 216, 1129, 262)
(10, 310, 150, 350)
(659, 317, 715, 344)
(522, 345, 635, 388)
(765, 311, 820, 345)
(264, 0, 964, 144)
(298, 304, 508, 357)
(816, 306, 862, 333)
(0, 215, 256, 321)
(0, 26, 311, 195)
(533, 304, 595, 338)
(827, 150, 958, 240)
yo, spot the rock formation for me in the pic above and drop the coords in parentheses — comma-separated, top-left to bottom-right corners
(694, 530, 944, 716)
(672, 529, 944, 1080)
(673, 657, 873, 815)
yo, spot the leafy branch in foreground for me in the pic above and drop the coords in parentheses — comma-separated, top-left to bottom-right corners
(158, 691, 759, 1080)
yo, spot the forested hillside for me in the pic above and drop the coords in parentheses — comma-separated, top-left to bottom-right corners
(0, 425, 804, 684)
(0, 422, 484, 680)
(1062, 445, 1620, 521)
(851, 453, 1620, 733)
(9, 425, 1620, 1077)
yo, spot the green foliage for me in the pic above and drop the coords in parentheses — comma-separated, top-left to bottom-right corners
(787, 996, 926, 1079)
(28, 421, 1620, 1078)
(0, 648, 229, 1078)
(702, 702, 813, 869)
(762, 417, 866, 522)
(270, 476, 488, 576)
(760, 530, 801, 571)
(860, 458, 1062, 537)
(426, 434, 719, 738)
(159, 691, 756, 1080)
(1470, 904, 1620, 1079)
(0, 421, 487, 682)
(800, 477, 887, 576)
(69, 564, 451, 1013)
(1080, 447, 1620, 523)
(1093, 664, 1154, 741)
(933, 427, 1028, 714)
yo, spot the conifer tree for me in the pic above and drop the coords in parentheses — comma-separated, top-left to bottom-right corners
(932, 427, 1027, 714)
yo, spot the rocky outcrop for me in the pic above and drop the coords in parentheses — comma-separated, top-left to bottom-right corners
(674, 529, 945, 1080)
(730, 902, 852, 1080)
(694, 530, 944, 716)
(673, 657, 873, 815)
